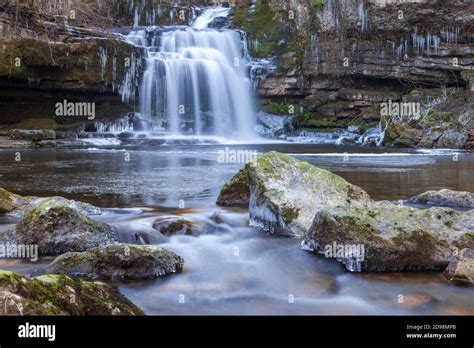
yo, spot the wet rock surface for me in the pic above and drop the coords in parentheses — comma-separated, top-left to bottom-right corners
(409, 189, 474, 208)
(39, 244, 184, 280)
(0, 195, 115, 255)
(0, 271, 144, 315)
(217, 168, 251, 208)
(219, 152, 474, 271)
(218, 151, 372, 237)
(152, 216, 213, 236)
(443, 248, 474, 286)
(303, 202, 474, 272)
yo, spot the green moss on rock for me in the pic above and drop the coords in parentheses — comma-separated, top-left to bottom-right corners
(41, 244, 184, 280)
(217, 167, 251, 207)
(305, 202, 473, 272)
(0, 188, 15, 213)
(0, 200, 115, 255)
(0, 271, 144, 315)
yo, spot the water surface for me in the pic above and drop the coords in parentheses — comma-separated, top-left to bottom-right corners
(0, 143, 472, 315)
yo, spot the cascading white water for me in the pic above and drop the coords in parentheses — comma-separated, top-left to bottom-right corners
(127, 8, 256, 140)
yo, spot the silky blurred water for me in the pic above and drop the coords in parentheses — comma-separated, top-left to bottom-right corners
(0, 143, 473, 315)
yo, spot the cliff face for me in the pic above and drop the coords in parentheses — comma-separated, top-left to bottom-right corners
(0, 0, 216, 124)
(232, 0, 474, 131)
(0, 0, 147, 124)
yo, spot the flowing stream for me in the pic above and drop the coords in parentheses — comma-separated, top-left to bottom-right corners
(0, 144, 473, 315)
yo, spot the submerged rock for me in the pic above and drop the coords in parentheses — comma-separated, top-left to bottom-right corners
(396, 293, 439, 310)
(152, 216, 211, 236)
(443, 248, 474, 286)
(303, 202, 474, 272)
(409, 189, 474, 208)
(39, 244, 184, 280)
(0, 271, 143, 315)
(0, 199, 115, 255)
(218, 151, 371, 237)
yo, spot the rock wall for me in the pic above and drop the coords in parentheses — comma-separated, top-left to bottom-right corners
(232, 0, 474, 134)
(0, 0, 145, 124)
(0, 0, 472, 143)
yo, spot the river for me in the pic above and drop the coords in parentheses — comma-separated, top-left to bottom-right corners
(0, 143, 472, 315)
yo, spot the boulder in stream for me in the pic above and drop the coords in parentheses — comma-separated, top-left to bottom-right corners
(0, 188, 32, 215)
(218, 152, 474, 272)
(0, 271, 143, 315)
(217, 151, 371, 237)
(38, 244, 184, 280)
(0, 189, 104, 218)
(152, 216, 214, 236)
(409, 189, 474, 208)
(303, 202, 474, 272)
(0, 198, 115, 255)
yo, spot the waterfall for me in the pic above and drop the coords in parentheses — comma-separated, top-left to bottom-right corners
(126, 7, 256, 140)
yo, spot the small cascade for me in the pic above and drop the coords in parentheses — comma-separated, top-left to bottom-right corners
(126, 7, 256, 140)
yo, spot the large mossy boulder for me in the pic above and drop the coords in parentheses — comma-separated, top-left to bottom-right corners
(0, 199, 115, 255)
(409, 189, 474, 208)
(218, 152, 474, 272)
(303, 202, 474, 272)
(217, 151, 371, 237)
(40, 244, 184, 280)
(0, 271, 143, 315)
(384, 123, 420, 148)
(443, 248, 474, 286)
